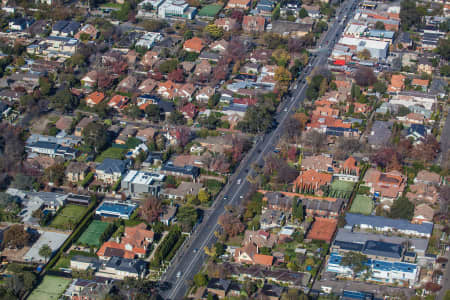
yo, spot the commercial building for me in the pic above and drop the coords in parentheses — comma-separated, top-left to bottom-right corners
(157, 0, 197, 19)
(135, 32, 163, 49)
(338, 37, 389, 59)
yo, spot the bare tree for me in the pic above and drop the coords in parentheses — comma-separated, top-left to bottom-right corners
(301, 131, 327, 154)
(139, 197, 162, 224)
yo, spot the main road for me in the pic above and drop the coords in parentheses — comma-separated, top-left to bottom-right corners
(161, 1, 358, 298)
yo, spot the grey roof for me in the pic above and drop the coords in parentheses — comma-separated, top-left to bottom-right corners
(302, 197, 344, 214)
(207, 278, 231, 291)
(53, 20, 69, 32)
(362, 240, 403, 259)
(271, 21, 313, 35)
(345, 213, 433, 236)
(28, 141, 59, 150)
(71, 255, 99, 264)
(61, 21, 80, 34)
(260, 284, 284, 298)
(105, 257, 147, 275)
(430, 78, 447, 96)
(161, 162, 199, 177)
(334, 240, 364, 252)
(334, 228, 429, 254)
(96, 158, 128, 175)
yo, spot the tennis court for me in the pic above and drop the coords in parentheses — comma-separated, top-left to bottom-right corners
(198, 4, 223, 17)
(28, 276, 71, 300)
(350, 195, 374, 215)
(328, 180, 355, 198)
(77, 220, 110, 247)
(50, 204, 87, 230)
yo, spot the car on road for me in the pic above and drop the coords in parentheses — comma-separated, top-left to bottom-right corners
(240, 195, 243, 199)
(193, 248, 198, 253)
(284, 108, 288, 112)
(237, 179, 241, 184)
(176, 271, 182, 278)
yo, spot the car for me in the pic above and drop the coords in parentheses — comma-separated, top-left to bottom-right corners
(240, 195, 243, 199)
(193, 248, 198, 253)
(284, 108, 288, 112)
(224, 196, 228, 200)
(176, 271, 182, 278)
(237, 179, 241, 185)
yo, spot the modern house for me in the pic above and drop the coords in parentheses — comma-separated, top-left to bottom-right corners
(121, 170, 165, 198)
(96, 257, 147, 279)
(95, 201, 137, 220)
(95, 159, 129, 184)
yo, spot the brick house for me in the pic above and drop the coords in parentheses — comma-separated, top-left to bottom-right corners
(242, 16, 265, 32)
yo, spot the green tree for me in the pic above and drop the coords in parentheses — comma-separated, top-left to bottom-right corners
(168, 110, 186, 125)
(38, 244, 52, 263)
(341, 251, 369, 278)
(82, 122, 109, 152)
(292, 197, 304, 222)
(198, 189, 210, 204)
(45, 163, 65, 186)
(389, 197, 414, 220)
(159, 59, 179, 74)
(145, 104, 161, 123)
(39, 76, 53, 96)
(373, 81, 387, 94)
(193, 273, 208, 286)
(51, 87, 79, 112)
(298, 8, 308, 18)
(400, 0, 423, 30)
(374, 21, 385, 30)
(272, 3, 280, 20)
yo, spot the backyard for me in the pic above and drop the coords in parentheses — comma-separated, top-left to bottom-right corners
(77, 220, 111, 247)
(95, 146, 127, 163)
(28, 276, 71, 300)
(327, 180, 355, 199)
(50, 205, 87, 231)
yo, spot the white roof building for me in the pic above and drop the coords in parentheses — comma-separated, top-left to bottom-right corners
(135, 32, 163, 49)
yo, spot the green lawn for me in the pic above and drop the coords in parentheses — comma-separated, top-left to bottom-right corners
(50, 205, 87, 230)
(28, 276, 71, 300)
(77, 220, 110, 247)
(350, 195, 374, 215)
(204, 179, 223, 196)
(198, 4, 223, 17)
(95, 147, 127, 162)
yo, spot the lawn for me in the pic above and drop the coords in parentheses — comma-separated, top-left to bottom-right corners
(350, 195, 374, 215)
(77, 220, 110, 247)
(198, 4, 223, 17)
(95, 146, 127, 163)
(28, 276, 71, 300)
(204, 179, 223, 196)
(50, 205, 87, 230)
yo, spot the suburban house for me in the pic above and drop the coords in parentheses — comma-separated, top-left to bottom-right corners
(85, 91, 105, 107)
(74, 117, 95, 137)
(234, 242, 274, 267)
(108, 95, 129, 111)
(226, 0, 251, 9)
(70, 256, 100, 271)
(96, 257, 147, 280)
(214, 18, 238, 32)
(260, 209, 285, 230)
(196, 86, 215, 103)
(293, 169, 333, 194)
(302, 197, 344, 219)
(263, 192, 292, 212)
(333, 156, 360, 182)
(242, 16, 265, 32)
(97, 223, 154, 259)
(160, 162, 200, 179)
(160, 205, 177, 226)
(161, 181, 203, 201)
(363, 168, 406, 204)
(301, 154, 333, 173)
(183, 37, 205, 53)
(414, 170, 441, 186)
(95, 159, 129, 184)
(65, 161, 89, 183)
(95, 201, 137, 220)
(411, 203, 434, 224)
(244, 230, 278, 248)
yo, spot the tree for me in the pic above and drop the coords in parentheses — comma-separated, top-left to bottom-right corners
(299, 8, 308, 18)
(274, 66, 292, 93)
(373, 80, 387, 94)
(292, 198, 304, 222)
(51, 87, 79, 112)
(2, 225, 30, 249)
(400, 0, 423, 30)
(97, 71, 114, 89)
(357, 49, 371, 60)
(411, 135, 440, 163)
(213, 64, 228, 82)
(341, 251, 369, 278)
(39, 76, 53, 96)
(44, 163, 66, 186)
(204, 24, 223, 39)
(158, 59, 178, 74)
(168, 68, 185, 83)
(272, 3, 280, 20)
(272, 49, 290, 67)
(38, 244, 52, 263)
(218, 212, 245, 237)
(141, 20, 166, 32)
(436, 37, 450, 61)
(374, 21, 385, 30)
(139, 197, 162, 223)
(198, 189, 210, 204)
(82, 122, 109, 152)
(389, 197, 414, 220)
(354, 67, 377, 87)
(302, 131, 327, 154)
(177, 205, 198, 232)
(193, 273, 208, 287)
(11, 173, 34, 191)
(168, 110, 186, 126)
(145, 104, 161, 123)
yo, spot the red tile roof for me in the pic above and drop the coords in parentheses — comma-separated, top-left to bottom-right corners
(183, 37, 205, 53)
(306, 217, 337, 243)
(85, 91, 105, 106)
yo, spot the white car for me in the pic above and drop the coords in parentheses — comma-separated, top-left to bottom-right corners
(237, 179, 241, 185)
(176, 271, 182, 278)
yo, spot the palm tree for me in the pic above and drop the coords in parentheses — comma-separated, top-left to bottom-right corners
(39, 244, 52, 263)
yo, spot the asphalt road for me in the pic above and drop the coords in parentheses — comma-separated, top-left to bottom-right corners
(160, 2, 358, 298)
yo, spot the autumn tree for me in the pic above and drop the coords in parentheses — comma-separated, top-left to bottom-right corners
(371, 147, 403, 171)
(218, 212, 245, 237)
(411, 135, 440, 163)
(139, 197, 162, 223)
(204, 24, 223, 39)
(302, 131, 327, 154)
(357, 49, 371, 60)
(168, 68, 185, 83)
(44, 163, 66, 186)
(274, 66, 292, 94)
(2, 225, 30, 249)
(0, 124, 25, 174)
(272, 48, 290, 67)
(175, 127, 191, 148)
(354, 67, 377, 87)
(97, 71, 114, 89)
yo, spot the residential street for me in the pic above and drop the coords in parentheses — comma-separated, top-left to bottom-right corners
(159, 1, 358, 298)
